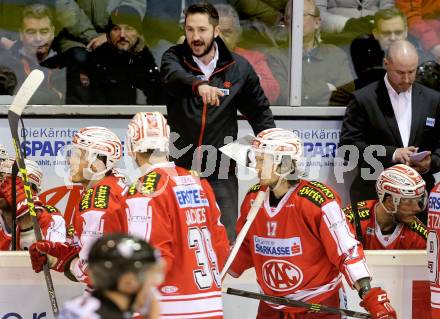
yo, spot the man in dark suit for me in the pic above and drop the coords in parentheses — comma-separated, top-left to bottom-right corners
(340, 40, 440, 217)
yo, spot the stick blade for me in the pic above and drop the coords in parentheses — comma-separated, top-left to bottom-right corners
(9, 69, 44, 116)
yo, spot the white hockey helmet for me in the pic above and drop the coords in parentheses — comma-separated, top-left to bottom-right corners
(72, 126, 122, 172)
(126, 112, 170, 155)
(0, 144, 8, 161)
(251, 128, 303, 164)
(0, 157, 43, 192)
(376, 164, 427, 213)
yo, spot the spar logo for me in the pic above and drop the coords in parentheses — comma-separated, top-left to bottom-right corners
(262, 260, 303, 292)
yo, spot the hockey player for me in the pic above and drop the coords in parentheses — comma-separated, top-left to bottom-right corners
(29, 127, 129, 284)
(344, 164, 427, 250)
(58, 233, 162, 319)
(428, 182, 440, 317)
(0, 159, 66, 250)
(125, 112, 229, 318)
(228, 128, 396, 319)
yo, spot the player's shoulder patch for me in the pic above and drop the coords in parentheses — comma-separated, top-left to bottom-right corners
(79, 188, 94, 212)
(44, 204, 60, 214)
(79, 185, 111, 211)
(307, 181, 336, 200)
(343, 201, 370, 223)
(297, 181, 335, 207)
(408, 219, 428, 240)
(248, 183, 261, 193)
(94, 185, 110, 209)
(128, 171, 162, 196)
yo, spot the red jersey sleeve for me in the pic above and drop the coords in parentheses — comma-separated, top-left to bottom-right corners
(317, 198, 370, 287)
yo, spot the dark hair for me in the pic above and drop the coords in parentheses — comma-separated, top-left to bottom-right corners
(184, 2, 219, 27)
(0, 66, 17, 95)
(374, 7, 407, 30)
(21, 4, 54, 26)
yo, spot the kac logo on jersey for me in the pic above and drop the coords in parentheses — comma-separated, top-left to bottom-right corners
(262, 260, 303, 292)
(174, 185, 209, 208)
(254, 236, 302, 257)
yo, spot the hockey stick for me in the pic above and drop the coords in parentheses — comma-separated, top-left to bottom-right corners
(223, 287, 371, 319)
(8, 69, 59, 316)
(220, 189, 267, 280)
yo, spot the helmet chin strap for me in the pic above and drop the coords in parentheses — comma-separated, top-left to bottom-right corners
(379, 196, 400, 224)
(270, 161, 295, 192)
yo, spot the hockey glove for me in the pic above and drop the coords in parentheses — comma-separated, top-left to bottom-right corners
(360, 287, 397, 319)
(29, 241, 79, 273)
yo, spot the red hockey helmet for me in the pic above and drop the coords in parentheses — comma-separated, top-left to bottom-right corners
(126, 112, 170, 155)
(376, 164, 427, 213)
(72, 126, 122, 172)
(251, 128, 302, 165)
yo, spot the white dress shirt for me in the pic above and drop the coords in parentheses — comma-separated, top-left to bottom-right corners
(384, 74, 412, 147)
(193, 42, 219, 80)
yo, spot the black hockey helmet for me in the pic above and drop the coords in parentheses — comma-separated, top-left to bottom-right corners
(88, 233, 159, 290)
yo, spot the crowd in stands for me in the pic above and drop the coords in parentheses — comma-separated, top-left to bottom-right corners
(0, 0, 437, 106)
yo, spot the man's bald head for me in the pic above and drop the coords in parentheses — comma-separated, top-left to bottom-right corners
(384, 40, 419, 93)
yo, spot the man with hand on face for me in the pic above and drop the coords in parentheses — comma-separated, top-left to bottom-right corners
(89, 5, 162, 105)
(161, 2, 275, 242)
(344, 164, 427, 250)
(340, 40, 440, 221)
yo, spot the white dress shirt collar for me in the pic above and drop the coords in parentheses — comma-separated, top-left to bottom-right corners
(193, 42, 219, 80)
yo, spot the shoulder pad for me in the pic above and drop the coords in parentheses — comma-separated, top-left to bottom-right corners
(343, 201, 370, 223)
(408, 219, 428, 240)
(308, 181, 336, 200)
(44, 204, 60, 214)
(248, 183, 261, 193)
(128, 171, 162, 196)
(297, 184, 326, 207)
(79, 185, 111, 211)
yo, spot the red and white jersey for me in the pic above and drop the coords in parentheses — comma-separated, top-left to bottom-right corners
(428, 183, 440, 318)
(125, 162, 229, 319)
(229, 180, 370, 315)
(68, 174, 129, 283)
(343, 200, 427, 250)
(0, 204, 66, 250)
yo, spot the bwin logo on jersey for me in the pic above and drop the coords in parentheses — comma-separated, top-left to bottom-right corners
(174, 185, 209, 208)
(254, 236, 302, 257)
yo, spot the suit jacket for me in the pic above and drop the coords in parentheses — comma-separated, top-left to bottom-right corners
(340, 79, 440, 202)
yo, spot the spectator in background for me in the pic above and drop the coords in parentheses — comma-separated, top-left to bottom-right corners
(268, 0, 354, 105)
(343, 164, 427, 250)
(0, 4, 65, 104)
(417, 60, 440, 92)
(216, 4, 280, 103)
(161, 2, 275, 242)
(316, 0, 394, 33)
(228, 0, 287, 26)
(396, 0, 440, 63)
(0, 66, 16, 95)
(89, 5, 161, 105)
(340, 40, 440, 225)
(0, 0, 146, 104)
(332, 7, 408, 105)
(373, 7, 407, 51)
